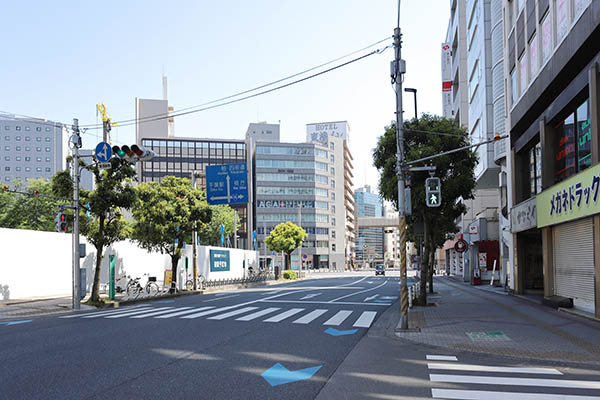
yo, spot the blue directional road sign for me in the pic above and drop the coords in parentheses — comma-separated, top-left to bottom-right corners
(206, 163, 248, 205)
(261, 363, 322, 387)
(95, 141, 112, 163)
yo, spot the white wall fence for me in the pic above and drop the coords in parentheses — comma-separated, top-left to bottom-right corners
(0, 227, 257, 301)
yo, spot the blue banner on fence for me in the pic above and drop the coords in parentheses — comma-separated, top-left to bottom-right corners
(210, 249, 230, 272)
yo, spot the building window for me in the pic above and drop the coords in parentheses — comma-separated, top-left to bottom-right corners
(5, 166, 10, 171)
(45, 168, 51, 172)
(15, 156, 21, 161)
(4, 136, 9, 140)
(529, 34, 538, 79)
(25, 167, 31, 172)
(331, 192, 335, 200)
(25, 146, 31, 151)
(556, 0, 569, 43)
(332, 230, 336, 238)
(45, 137, 51, 142)
(45, 157, 51, 162)
(4, 177, 10, 182)
(25, 136, 30, 141)
(4, 146, 8, 151)
(36, 157, 42, 162)
(25, 157, 30, 161)
(36, 127, 41, 132)
(25, 126, 30, 131)
(4, 126, 8, 130)
(332, 243, 336, 252)
(519, 54, 527, 94)
(36, 147, 41, 152)
(541, 12, 552, 64)
(510, 68, 517, 105)
(45, 127, 51, 132)
(16, 146, 21, 151)
(16, 126, 21, 131)
(45, 147, 51, 152)
(529, 142, 542, 196)
(554, 98, 591, 182)
(330, 179, 335, 188)
(330, 167, 335, 175)
(16, 136, 21, 141)
(36, 137, 41, 142)
(4, 156, 9, 161)
(16, 167, 21, 172)
(331, 205, 335, 213)
(330, 142, 334, 150)
(330, 154, 334, 162)
(36, 167, 42, 172)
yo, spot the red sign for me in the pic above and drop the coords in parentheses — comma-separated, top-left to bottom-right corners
(454, 239, 468, 253)
(442, 81, 452, 92)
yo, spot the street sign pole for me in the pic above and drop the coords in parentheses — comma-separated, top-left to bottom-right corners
(71, 119, 81, 310)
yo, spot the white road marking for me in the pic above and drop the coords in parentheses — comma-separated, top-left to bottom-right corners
(352, 311, 377, 328)
(364, 295, 379, 302)
(81, 307, 154, 319)
(203, 294, 240, 302)
(59, 306, 148, 319)
(105, 307, 174, 319)
(260, 300, 389, 306)
(426, 355, 458, 361)
(330, 280, 388, 303)
(131, 307, 192, 318)
(323, 310, 353, 326)
(181, 305, 242, 319)
(235, 307, 281, 321)
(207, 307, 259, 320)
(155, 307, 214, 319)
(263, 308, 305, 323)
(300, 293, 321, 300)
(427, 363, 562, 375)
(293, 309, 328, 324)
(431, 389, 600, 399)
(429, 375, 600, 389)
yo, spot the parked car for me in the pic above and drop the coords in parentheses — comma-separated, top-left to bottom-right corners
(375, 264, 385, 276)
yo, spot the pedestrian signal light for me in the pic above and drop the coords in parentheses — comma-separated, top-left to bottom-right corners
(55, 211, 68, 233)
(425, 177, 441, 208)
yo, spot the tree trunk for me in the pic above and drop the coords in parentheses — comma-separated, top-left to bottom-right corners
(170, 253, 181, 293)
(419, 215, 429, 306)
(285, 252, 291, 270)
(90, 243, 104, 303)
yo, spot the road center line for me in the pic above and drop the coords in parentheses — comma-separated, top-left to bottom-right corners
(329, 279, 389, 303)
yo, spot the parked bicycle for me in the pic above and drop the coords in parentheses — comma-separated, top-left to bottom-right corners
(185, 274, 206, 290)
(126, 274, 160, 298)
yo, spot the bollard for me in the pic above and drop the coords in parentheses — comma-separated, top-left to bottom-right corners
(408, 285, 413, 308)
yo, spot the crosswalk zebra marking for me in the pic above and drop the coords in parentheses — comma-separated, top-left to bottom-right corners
(105, 307, 175, 319)
(131, 307, 192, 318)
(431, 388, 600, 399)
(59, 306, 149, 319)
(353, 311, 377, 328)
(323, 310, 353, 326)
(155, 307, 214, 319)
(207, 307, 259, 320)
(429, 374, 600, 390)
(235, 308, 281, 321)
(427, 363, 563, 375)
(82, 307, 154, 319)
(181, 305, 241, 319)
(293, 309, 328, 324)
(263, 308, 305, 323)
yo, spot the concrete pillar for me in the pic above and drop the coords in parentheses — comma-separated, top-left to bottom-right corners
(589, 63, 600, 165)
(542, 226, 554, 298)
(595, 215, 600, 318)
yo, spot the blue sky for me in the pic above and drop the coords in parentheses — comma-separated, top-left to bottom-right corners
(1, 1, 449, 188)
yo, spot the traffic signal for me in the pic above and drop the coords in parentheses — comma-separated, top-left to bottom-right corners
(55, 211, 68, 233)
(111, 144, 156, 163)
(425, 177, 441, 207)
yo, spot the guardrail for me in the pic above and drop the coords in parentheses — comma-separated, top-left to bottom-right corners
(203, 273, 275, 288)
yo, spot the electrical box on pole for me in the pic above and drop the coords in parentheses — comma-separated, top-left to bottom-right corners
(425, 177, 441, 207)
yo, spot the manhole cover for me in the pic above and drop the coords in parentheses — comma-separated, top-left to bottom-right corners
(466, 331, 511, 342)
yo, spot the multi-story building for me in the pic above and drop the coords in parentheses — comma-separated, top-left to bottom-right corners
(354, 185, 384, 266)
(503, 0, 599, 317)
(383, 203, 400, 267)
(0, 114, 68, 185)
(443, 0, 502, 284)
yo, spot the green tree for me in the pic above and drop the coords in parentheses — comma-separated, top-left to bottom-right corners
(0, 179, 67, 231)
(198, 204, 235, 246)
(373, 114, 477, 304)
(265, 222, 307, 270)
(131, 176, 212, 292)
(52, 157, 137, 304)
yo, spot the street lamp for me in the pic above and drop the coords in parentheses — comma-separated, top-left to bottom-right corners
(404, 88, 418, 120)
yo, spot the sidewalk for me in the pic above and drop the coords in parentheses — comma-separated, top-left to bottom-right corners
(397, 276, 600, 365)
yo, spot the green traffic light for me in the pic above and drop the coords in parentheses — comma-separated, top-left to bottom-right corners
(112, 145, 125, 157)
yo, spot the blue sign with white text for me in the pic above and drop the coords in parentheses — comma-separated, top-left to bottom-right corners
(210, 249, 230, 272)
(206, 163, 248, 205)
(95, 141, 112, 162)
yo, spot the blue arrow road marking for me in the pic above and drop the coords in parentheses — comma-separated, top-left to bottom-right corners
(261, 363, 322, 387)
(324, 328, 358, 337)
(156, 300, 175, 303)
(0, 320, 32, 326)
(374, 299, 392, 303)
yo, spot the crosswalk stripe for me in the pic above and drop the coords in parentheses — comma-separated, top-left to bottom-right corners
(353, 311, 377, 328)
(105, 307, 174, 319)
(131, 307, 192, 318)
(81, 307, 154, 319)
(293, 309, 328, 324)
(263, 308, 305, 323)
(429, 374, 600, 389)
(235, 308, 281, 321)
(428, 363, 562, 375)
(59, 306, 147, 319)
(207, 307, 259, 320)
(431, 388, 600, 399)
(427, 355, 458, 361)
(181, 305, 241, 319)
(323, 310, 353, 326)
(155, 307, 214, 319)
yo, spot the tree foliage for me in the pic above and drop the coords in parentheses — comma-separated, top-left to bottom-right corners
(198, 204, 235, 246)
(52, 157, 137, 303)
(0, 179, 68, 231)
(373, 114, 477, 303)
(131, 176, 212, 291)
(265, 222, 307, 269)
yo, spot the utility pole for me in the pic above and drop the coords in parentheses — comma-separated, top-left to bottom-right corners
(96, 104, 114, 142)
(71, 119, 82, 310)
(392, 1, 409, 330)
(192, 171, 198, 290)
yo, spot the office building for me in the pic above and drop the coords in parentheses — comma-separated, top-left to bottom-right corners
(354, 185, 384, 265)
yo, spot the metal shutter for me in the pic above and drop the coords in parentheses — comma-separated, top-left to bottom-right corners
(553, 218, 595, 304)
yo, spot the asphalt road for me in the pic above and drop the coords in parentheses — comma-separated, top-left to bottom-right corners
(0, 273, 405, 400)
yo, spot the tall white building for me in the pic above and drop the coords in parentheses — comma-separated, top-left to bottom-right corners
(0, 114, 68, 185)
